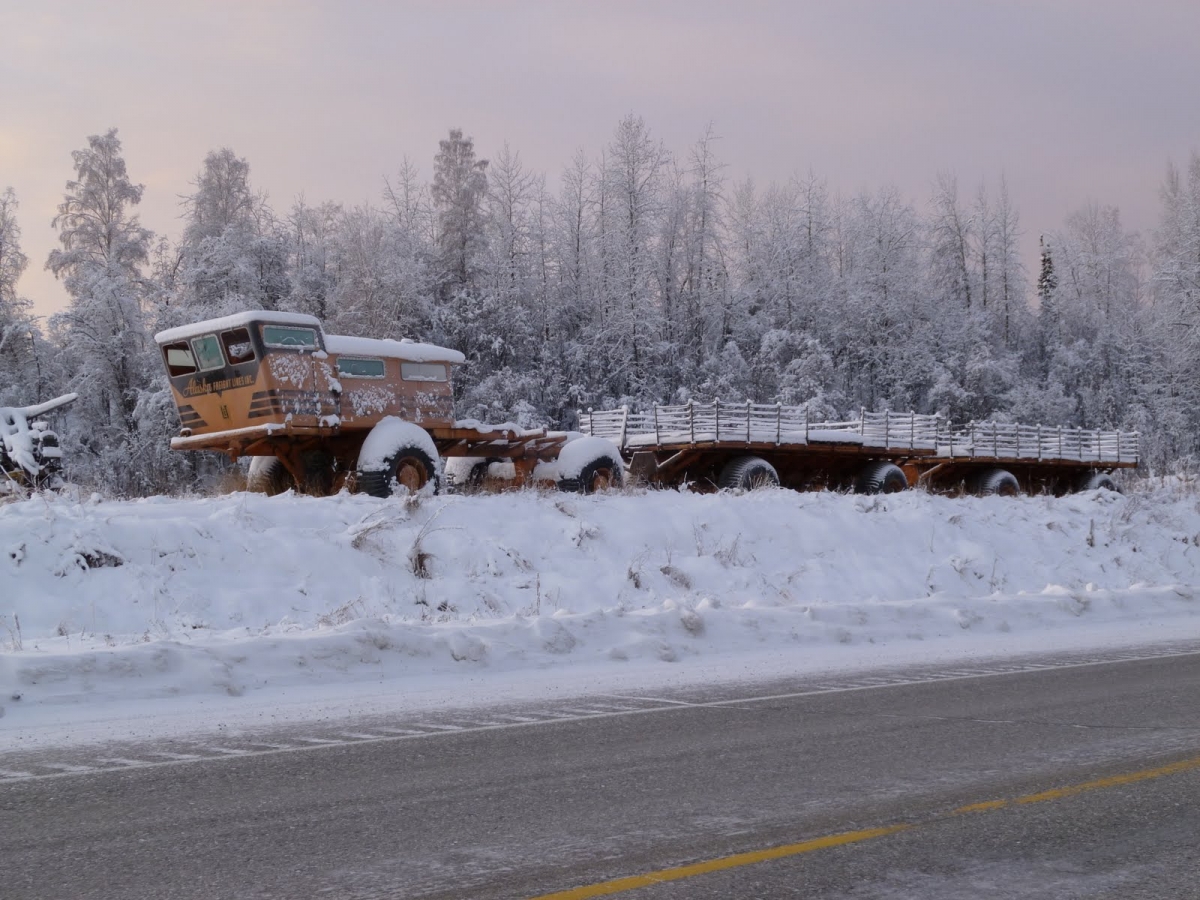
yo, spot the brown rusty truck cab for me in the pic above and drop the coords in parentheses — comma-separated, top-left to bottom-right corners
(155, 312, 624, 495)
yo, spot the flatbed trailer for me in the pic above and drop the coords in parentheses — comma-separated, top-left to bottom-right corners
(579, 402, 1138, 495)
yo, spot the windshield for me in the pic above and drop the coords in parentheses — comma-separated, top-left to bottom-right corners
(163, 342, 196, 376)
(190, 334, 226, 371)
(262, 325, 319, 349)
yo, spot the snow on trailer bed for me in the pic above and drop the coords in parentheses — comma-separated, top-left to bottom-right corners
(582, 402, 1139, 465)
(580, 402, 1137, 494)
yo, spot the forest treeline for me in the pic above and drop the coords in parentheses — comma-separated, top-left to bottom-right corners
(1, 117, 1198, 494)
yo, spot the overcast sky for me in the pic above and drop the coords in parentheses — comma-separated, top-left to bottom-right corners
(3, 0, 1198, 318)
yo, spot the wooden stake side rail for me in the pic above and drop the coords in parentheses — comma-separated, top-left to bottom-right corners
(580, 402, 1140, 466)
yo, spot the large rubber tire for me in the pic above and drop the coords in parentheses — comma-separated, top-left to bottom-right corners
(972, 468, 1020, 497)
(1077, 471, 1119, 493)
(558, 455, 624, 494)
(717, 456, 780, 491)
(461, 459, 492, 493)
(246, 456, 295, 496)
(855, 461, 908, 494)
(357, 445, 440, 498)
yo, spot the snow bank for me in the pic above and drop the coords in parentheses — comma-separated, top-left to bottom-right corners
(3, 484, 1200, 715)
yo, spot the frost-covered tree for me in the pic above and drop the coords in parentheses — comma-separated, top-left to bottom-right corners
(327, 203, 432, 341)
(0, 188, 46, 404)
(19, 116, 1193, 493)
(600, 114, 668, 399)
(476, 144, 538, 368)
(182, 148, 262, 246)
(837, 187, 930, 410)
(47, 128, 162, 492)
(286, 197, 340, 321)
(539, 150, 602, 416)
(431, 129, 488, 296)
(1148, 153, 1200, 466)
(1155, 153, 1200, 316)
(671, 125, 730, 384)
(366, 158, 436, 337)
(929, 173, 974, 313)
(921, 176, 1027, 421)
(1056, 203, 1142, 332)
(427, 129, 493, 395)
(0, 188, 28, 310)
(1041, 204, 1149, 434)
(170, 148, 288, 324)
(984, 176, 1027, 348)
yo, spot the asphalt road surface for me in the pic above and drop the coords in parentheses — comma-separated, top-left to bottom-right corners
(3, 647, 1200, 899)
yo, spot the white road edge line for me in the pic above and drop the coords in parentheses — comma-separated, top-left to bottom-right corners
(4, 647, 1198, 784)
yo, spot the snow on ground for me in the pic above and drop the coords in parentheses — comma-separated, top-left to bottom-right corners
(2, 482, 1200, 744)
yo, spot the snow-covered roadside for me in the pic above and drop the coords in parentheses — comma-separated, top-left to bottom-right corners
(2, 483, 1200, 742)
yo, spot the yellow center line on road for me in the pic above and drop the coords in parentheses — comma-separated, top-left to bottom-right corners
(529, 752, 1200, 900)
(528, 826, 911, 900)
(988, 753, 1200, 811)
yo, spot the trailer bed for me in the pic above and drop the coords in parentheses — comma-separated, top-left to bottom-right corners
(580, 402, 1137, 493)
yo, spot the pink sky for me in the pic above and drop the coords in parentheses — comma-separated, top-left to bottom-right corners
(2, 0, 1198, 318)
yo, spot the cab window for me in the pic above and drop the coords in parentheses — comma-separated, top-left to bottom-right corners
(401, 362, 448, 383)
(163, 342, 197, 376)
(262, 325, 318, 349)
(190, 334, 225, 372)
(221, 327, 255, 365)
(337, 357, 386, 378)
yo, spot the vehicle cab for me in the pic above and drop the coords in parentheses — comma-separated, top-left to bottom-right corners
(155, 311, 464, 457)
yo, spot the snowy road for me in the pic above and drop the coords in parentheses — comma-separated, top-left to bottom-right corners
(4, 646, 1200, 899)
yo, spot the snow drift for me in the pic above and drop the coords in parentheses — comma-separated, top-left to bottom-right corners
(2, 483, 1200, 712)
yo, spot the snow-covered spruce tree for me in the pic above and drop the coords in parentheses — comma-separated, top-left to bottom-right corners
(429, 129, 491, 400)
(0, 187, 49, 405)
(431, 129, 488, 298)
(1032, 234, 1060, 373)
(46, 128, 170, 494)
